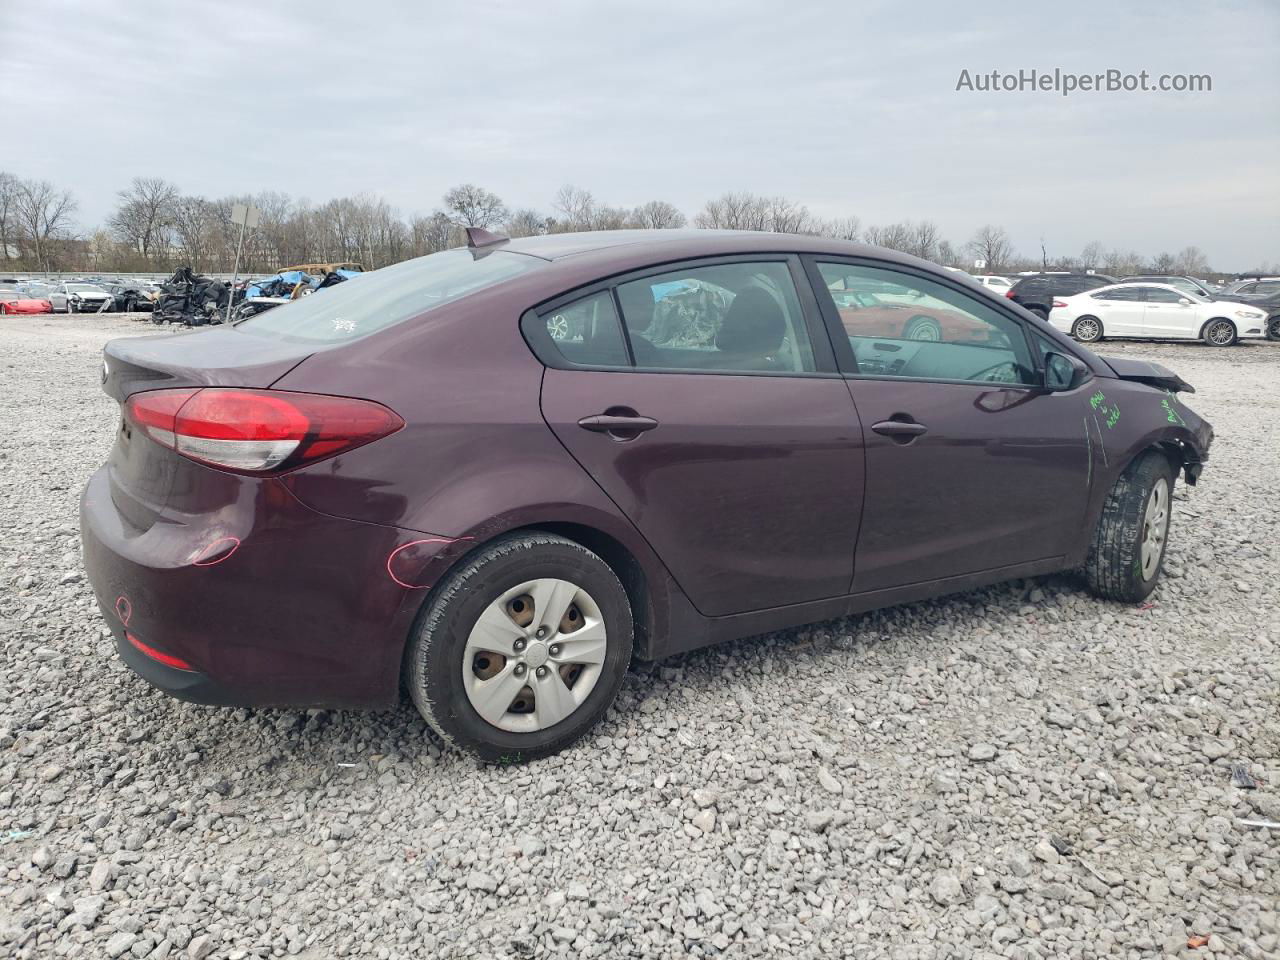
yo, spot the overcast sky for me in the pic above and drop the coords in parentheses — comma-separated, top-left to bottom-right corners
(7, 0, 1278, 268)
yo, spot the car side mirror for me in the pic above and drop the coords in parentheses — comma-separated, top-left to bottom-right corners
(1044, 351, 1088, 392)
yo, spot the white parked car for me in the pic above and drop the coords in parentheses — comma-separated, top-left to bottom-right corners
(60, 282, 113, 313)
(1049, 282, 1269, 347)
(973, 275, 1014, 293)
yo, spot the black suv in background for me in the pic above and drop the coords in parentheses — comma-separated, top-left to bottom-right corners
(1006, 273, 1117, 318)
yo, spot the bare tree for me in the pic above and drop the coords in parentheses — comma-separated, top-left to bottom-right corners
(907, 220, 941, 261)
(1079, 241, 1105, 270)
(504, 208, 550, 237)
(108, 177, 178, 262)
(935, 239, 961, 268)
(965, 225, 1014, 273)
(628, 200, 686, 229)
(863, 222, 914, 253)
(1102, 248, 1143, 277)
(0, 172, 18, 262)
(551, 185, 599, 231)
(1174, 246, 1210, 276)
(807, 215, 860, 241)
(12, 178, 77, 271)
(170, 196, 219, 272)
(442, 184, 508, 228)
(1150, 251, 1177, 273)
(763, 196, 811, 234)
(694, 192, 770, 231)
(410, 212, 458, 255)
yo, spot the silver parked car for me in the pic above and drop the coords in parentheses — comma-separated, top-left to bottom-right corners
(60, 282, 113, 313)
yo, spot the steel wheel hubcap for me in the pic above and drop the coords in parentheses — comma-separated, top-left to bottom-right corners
(462, 578, 607, 733)
(1140, 478, 1169, 580)
(1209, 322, 1232, 344)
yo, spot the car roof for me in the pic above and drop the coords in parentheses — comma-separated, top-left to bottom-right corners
(499, 229, 896, 263)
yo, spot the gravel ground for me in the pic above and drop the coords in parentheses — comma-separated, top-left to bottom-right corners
(1, 314, 1277, 960)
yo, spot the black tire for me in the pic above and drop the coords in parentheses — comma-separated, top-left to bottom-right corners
(1268, 316, 1280, 341)
(1071, 316, 1104, 343)
(1202, 318, 1236, 347)
(904, 316, 943, 341)
(1029, 305, 1049, 320)
(405, 532, 633, 763)
(1084, 451, 1175, 602)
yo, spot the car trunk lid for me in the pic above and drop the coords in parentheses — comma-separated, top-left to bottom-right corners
(102, 327, 316, 531)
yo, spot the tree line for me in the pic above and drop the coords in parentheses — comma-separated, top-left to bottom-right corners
(0, 171, 1264, 278)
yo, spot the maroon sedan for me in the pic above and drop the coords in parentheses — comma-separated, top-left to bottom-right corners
(82, 230, 1213, 761)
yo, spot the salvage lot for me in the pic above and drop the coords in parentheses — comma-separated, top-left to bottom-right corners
(0, 314, 1277, 958)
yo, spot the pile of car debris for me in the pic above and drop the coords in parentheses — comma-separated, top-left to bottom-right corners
(234, 265, 360, 320)
(151, 267, 230, 326)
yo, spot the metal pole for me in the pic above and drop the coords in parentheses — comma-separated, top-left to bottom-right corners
(226, 216, 248, 324)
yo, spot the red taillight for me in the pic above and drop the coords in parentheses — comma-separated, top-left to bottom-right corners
(1005, 289, 1016, 298)
(126, 632, 195, 671)
(125, 388, 404, 474)
(1052, 300, 1068, 308)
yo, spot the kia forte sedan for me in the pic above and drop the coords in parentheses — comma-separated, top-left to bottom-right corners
(81, 230, 1214, 761)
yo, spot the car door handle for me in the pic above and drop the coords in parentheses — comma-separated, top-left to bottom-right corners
(577, 413, 658, 439)
(871, 419, 928, 441)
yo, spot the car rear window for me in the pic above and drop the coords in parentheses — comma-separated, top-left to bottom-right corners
(235, 249, 543, 344)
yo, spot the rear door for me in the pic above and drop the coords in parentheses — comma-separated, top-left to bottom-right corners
(534, 257, 866, 617)
(805, 258, 1090, 593)
(1089, 286, 1145, 335)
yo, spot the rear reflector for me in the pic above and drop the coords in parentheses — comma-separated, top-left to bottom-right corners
(125, 388, 404, 474)
(126, 632, 195, 671)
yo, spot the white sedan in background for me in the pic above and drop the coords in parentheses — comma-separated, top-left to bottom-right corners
(1048, 282, 1269, 347)
(973, 275, 1014, 293)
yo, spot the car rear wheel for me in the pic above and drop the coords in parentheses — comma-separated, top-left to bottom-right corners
(1203, 319, 1236, 347)
(1071, 316, 1103, 343)
(405, 532, 633, 762)
(1084, 451, 1174, 602)
(904, 316, 942, 341)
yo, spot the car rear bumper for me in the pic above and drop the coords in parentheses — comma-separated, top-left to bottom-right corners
(80, 465, 468, 709)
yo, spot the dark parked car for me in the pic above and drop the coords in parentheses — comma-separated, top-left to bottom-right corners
(1117, 276, 1214, 298)
(81, 231, 1213, 761)
(104, 282, 158, 313)
(1006, 273, 1117, 318)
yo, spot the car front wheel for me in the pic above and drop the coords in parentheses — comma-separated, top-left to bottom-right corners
(1084, 451, 1174, 602)
(1203, 319, 1237, 347)
(405, 532, 633, 762)
(1071, 316, 1103, 343)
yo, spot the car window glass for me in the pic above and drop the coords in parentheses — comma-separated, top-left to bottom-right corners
(1256, 281, 1280, 295)
(1145, 287, 1186, 304)
(1093, 287, 1132, 301)
(815, 262, 1036, 386)
(539, 291, 629, 366)
(615, 262, 815, 373)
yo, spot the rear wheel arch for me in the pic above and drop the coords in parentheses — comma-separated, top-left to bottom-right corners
(396, 520, 658, 680)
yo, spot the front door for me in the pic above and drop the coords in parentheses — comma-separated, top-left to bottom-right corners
(534, 259, 866, 617)
(1140, 285, 1197, 338)
(807, 259, 1091, 593)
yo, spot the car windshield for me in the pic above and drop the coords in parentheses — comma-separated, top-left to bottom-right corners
(235, 249, 544, 343)
(67, 284, 104, 293)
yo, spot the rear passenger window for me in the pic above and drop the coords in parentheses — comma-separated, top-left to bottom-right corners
(615, 262, 815, 373)
(540, 292, 629, 366)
